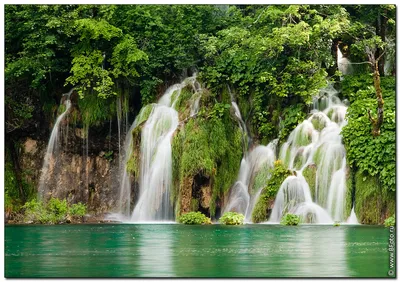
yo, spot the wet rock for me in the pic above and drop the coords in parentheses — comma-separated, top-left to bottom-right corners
(23, 138, 38, 154)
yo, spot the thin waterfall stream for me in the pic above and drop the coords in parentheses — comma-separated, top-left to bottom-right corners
(38, 88, 74, 200)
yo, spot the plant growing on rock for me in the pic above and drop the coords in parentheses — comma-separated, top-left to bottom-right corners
(384, 215, 395, 227)
(178, 211, 211, 225)
(252, 160, 292, 223)
(219, 212, 244, 225)
(69, 203, 87, 217)
(23, 198, 88, 224)
(280, 213, 300, 226)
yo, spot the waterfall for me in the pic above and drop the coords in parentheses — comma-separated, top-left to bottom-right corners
(347, 207, 359, 224)
(189, 79, 202, 117)
(337, 46, 353, 76)
(114, 75, 199, 222)
(38, 88, 74, 200)
(223, 86, 277, 222)
(228, 85, 250, 152)
(223, 143, 277, 222)
(270, 85, 353, 224)
(131, 76, 200, 222)
(117, 104, 155, 220)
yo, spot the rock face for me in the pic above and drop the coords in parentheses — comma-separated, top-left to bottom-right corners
(19, 127, 121, 215)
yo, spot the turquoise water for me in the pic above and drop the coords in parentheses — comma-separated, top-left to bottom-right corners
(5, 224, 395, 278)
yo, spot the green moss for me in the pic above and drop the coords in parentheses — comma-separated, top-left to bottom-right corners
(344, 167, 353, 219)
(190, 198, 199, 212)
(310, 116, 326, 131)
(172, 107, 242, 217)
(171, 85, 243, 217)
(125, 104, 155, 178)
(354, 170, 395, 225)
(326, 109, 334, 120)
(174, 87, 193, 112)
(293, 153, 305, 170)
(302, 165, 316, 200)
(252, 160, 292, 223)
(125, 126, 142, 178)
(135, 103, 154, 127)
(251, 163, 271, 195)
(78, 93, 117, 127)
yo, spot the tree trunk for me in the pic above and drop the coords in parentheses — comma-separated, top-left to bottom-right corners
(368, 60, 384, 137)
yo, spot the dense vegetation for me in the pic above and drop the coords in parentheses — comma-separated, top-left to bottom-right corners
(281, 214, 300, 226)
(23, 198, 86, 224)
(219, 212, 245, 225)
(5, 5, 396, 224)
(178, 211, 212, 225)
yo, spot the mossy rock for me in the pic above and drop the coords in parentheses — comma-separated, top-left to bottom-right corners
(302, 164, 316, 200)
(310, 115, 326, 131)
(251, 160, 292, 223)
(354, 170, 395, 224)
(172, 101, 242, 217)
(344, 166, 353, 219)
(126, 125, 142, 178)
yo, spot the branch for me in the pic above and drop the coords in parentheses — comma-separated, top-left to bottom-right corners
(341, 61, 373, 66)
(376, 49, 387, 62)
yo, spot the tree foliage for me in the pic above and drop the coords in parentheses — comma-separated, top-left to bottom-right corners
(342, 75, 395, 192)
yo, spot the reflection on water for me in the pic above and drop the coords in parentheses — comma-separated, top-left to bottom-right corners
(5, 224, 391, 278)
(137, 225, 174, 277)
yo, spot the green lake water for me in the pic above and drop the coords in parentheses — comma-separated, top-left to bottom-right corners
(5, 224, 395, 278)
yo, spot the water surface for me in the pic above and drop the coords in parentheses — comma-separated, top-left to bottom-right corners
(5, 224, 394, 277)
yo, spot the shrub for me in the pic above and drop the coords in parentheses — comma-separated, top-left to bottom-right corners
(23, 198, 87, 224)
(23, 199, 47, 223)
(69, 203, 87, 217)
(178, 211, 211, 225)
(5, 191, 14, 214)
(333, 221, 340, 227)
(280, 213, 300, 226)
(219, 212, 244, 225)
(46, 198, 68, 223)
(384, 215, 395, 227)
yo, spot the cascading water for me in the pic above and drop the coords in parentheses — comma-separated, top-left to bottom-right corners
(228, 85, 250, 152)
(117, 103, 155, 220)
(347, 207, 359, 224)
(38, 88, 74, 200)
(131, 102, 179, 222)
(270, 84, 354, 224)
(114, 75, 200, 222)
(223, 86, 275, 221)
(223, 144, 277, 222)
(131, 76, 202, 222)
(189, 79, 202, 117)
(223, 86, 277, 222)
